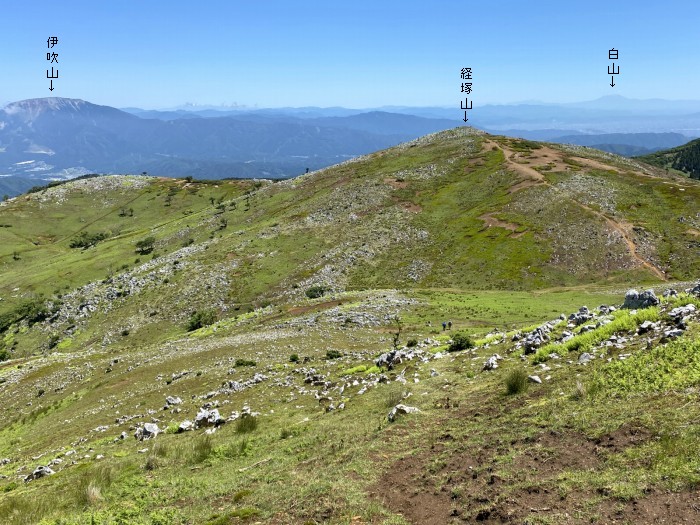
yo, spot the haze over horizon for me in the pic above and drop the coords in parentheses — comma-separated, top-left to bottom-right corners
(2, 0, 699, 109)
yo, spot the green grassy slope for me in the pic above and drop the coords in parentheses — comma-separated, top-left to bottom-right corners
(636, 137, 700, 179)
(0, 128, 699, 524)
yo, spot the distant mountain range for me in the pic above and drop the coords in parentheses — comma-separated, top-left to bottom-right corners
(0, 98, 460, 196)
(2, 95, 700, 197)
(136, 95, 700, 134)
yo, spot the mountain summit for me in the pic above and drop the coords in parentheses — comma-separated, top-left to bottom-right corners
(4, 97, 112, 117)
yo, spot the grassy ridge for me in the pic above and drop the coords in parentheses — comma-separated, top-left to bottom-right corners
(0, 129, 699, 523)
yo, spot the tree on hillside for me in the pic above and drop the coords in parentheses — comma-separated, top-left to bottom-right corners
(135, 236, 156, 255)
(69, 231, 108, 249)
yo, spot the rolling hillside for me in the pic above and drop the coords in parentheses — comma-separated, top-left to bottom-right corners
(637, 138, 700, 179)
(0, 128, 699, 524)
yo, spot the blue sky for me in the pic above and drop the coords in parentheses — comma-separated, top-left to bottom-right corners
(1, 0, 699, 108)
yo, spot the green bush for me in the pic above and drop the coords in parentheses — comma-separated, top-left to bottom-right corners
(135, 236, 156, 255)
(289, 353, 300, 363)
(505, 369, 529, 395)
(406, 338, 418, 347)
(69, 231, 108, 249)
(305, 285, 326, 299)
(186, 309, 217, 331)
(0, 299, 50, 334)
(341, 365, 368, 376)
(326, 349, 342, 360)
(448, 332, 474, 352)
(234, 358, 256, 367)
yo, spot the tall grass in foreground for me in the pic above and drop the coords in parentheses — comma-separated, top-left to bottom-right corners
(505, 369, 528, 395)
(591, 337, 700, 396)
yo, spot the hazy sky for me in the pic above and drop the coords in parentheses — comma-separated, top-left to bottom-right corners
(2, 0, 699, 108)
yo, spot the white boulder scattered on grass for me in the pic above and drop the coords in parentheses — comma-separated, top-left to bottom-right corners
(387, 404, 421, 422)
(24, 465, 55, 482)
(134, 422, 160, 441)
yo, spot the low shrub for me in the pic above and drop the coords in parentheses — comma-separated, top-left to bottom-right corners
(326, 350, 342, 360)
(305, 285, 325, 299)
(448, 332, 474, 352)
(341, 364, 367, 376)
(186, 309, 217, 331)
(235, 358, 256, 367)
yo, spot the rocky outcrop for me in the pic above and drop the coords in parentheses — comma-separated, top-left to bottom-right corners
(623, 289, 659, 309)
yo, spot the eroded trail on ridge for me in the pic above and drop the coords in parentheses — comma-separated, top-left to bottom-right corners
(480, 139, 667, 281)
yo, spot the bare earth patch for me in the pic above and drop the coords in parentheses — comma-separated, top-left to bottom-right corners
(370, 422, 699, 525)
(479, 212, 526, 238)
(384, 177, 410, 189)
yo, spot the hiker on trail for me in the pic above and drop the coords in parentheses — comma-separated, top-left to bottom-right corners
(442, 321, 447, 331)
(448, 321, 452, 330)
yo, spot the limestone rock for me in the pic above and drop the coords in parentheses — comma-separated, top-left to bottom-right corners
(177, 420, 194, 433)
(134, 422, 160, 441)
(24, 465, 55, 482)
(387, 404, 420, 422)
(194, 408, 225, 429)
(623, 289, 659, 309)
(483, 354, 501, 371)
(664, 328, 684, 339)
(165, 396, 182, 406)
(638, 320, 657, 334)
(578, 353, 594, 365)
